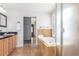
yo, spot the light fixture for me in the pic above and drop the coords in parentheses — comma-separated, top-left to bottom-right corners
(0, 7, 6, 13)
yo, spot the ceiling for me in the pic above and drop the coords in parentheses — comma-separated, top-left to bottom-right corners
(0, 3, 55, 14)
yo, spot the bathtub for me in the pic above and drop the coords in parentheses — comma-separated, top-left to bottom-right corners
(38, 35, 56, 47)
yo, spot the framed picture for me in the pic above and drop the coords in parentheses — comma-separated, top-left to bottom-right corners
(0, 13, 7, 27)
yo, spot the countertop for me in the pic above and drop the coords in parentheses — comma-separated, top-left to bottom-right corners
(0, 32, 17, 40)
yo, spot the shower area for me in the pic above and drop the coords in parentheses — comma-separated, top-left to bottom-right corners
(52, 3, 79, 56)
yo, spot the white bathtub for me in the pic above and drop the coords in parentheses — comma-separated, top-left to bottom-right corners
(38, 35, 56, 47)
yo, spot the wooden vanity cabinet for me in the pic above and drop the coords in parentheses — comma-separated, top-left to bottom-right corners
(12, 36, 16, 49)
(9, 36, 13, 53)
(0, 39, 4, 56)
(0, 35, 16, 56)
(3, 38, 9, 56)
(9, 36, 16, 55)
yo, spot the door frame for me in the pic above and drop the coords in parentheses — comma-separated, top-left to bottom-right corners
(23, 16, 37, 46)
(55, 3, 63, 56)
(31, 17, 37, 47)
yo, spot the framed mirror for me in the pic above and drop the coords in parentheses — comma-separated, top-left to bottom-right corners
(0, 13, 7, 27)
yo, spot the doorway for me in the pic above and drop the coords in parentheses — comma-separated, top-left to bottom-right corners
(23, 17, 31, 45)
(23, 17, 37, 47)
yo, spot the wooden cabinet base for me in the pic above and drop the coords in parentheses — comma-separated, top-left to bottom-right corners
(13, 36, 16, 50)
(38, 40, 56, 56)
(0, 35, 16, 56)
(0, 40, 3, 56)
(3, 38, 9, 56)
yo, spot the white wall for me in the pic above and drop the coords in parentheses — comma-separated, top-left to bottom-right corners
(36, 14, 51, 29)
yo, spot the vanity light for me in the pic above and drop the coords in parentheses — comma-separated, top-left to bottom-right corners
(0, 7, 6, 13)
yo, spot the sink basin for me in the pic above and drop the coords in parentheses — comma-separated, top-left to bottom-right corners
(0, 32, 16, 39)
(0, 36, 4, 38)
(4, 33, 15, 36)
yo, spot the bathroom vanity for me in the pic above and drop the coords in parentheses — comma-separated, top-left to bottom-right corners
(0, 32, 17, 56)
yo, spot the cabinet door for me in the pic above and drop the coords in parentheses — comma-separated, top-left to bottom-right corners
(13, 36, 16, 49)
(3, 38, 9, 56)
(0, 40, 3, 56)
(9, 37, 13, 53)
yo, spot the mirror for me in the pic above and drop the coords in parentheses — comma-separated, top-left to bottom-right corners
(0, 13, 7, 27)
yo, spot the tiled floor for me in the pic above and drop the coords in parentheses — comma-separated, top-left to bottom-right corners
(10, 44, 40, 56)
